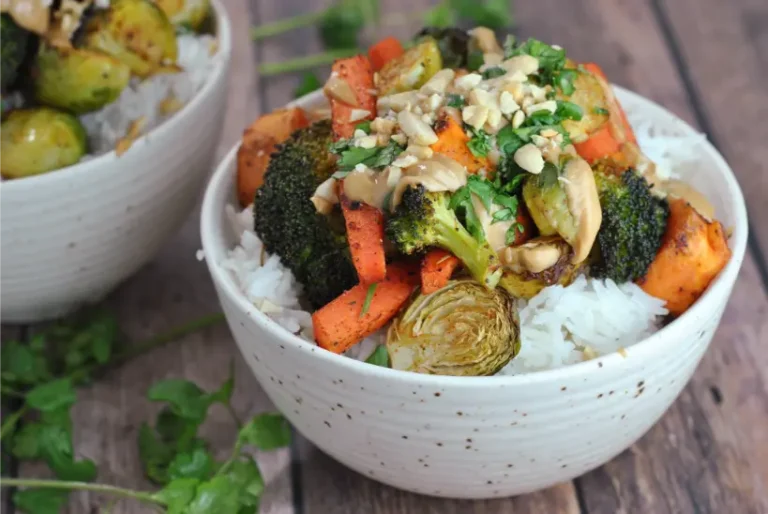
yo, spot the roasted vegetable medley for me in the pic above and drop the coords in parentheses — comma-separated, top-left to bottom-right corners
(235, 27, 733, 376)
(0, 0, 212, 178)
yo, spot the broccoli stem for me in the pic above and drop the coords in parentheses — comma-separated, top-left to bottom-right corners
(258, 48, 361, 76)
(251, 10, 327, 40)
(434, 208, 502, 289)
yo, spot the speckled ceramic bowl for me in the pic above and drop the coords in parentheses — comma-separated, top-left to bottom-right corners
(0, 0, 231, 323)
(200, 89, 747, 498)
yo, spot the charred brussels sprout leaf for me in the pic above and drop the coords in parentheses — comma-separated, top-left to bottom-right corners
(377, 38, 443, 95)
(1, 108, 87, 178)
(415, 27, 469, 69)
(33, 43, 130, 114)
(84, 0, 178, 77)
(1, 15, 30, 90)
(387, 280, 520, 376)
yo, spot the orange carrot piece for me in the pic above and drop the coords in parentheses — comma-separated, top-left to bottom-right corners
(313, 262, 419, 354)
(431, 114, 489, 173)
(340, 193, 387, 284)
(510, 203, 536, 246)
(421, 249, 460, 294)
(368, 37, 404, 71)
(329, 55, 376, 140)
(573, 124, 622, 164)
(637, 198, 731, 316)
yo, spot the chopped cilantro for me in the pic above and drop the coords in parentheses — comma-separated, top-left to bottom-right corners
(555, 100, 583, 121)
(593, 107, 610, 115)
(355, 120, 372, 134)
(482, 67, 506, 80)
(330, 140, 405, 171)
(467, 50, 485, 72)
(446, 93, 465, 108)
(466, 127, 493, 157)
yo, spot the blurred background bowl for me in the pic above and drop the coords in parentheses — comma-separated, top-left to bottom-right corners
(0, 0, 232, 323)
(200, 89, 747, 498)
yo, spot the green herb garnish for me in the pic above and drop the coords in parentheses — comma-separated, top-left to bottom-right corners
(293, 72, 322, 98)
(365, 345, 390, 367)
(556, 100, 583, 121)
(331, 140, 405, 171)
(446, 93, 465, 108)
(482, 66, 506, 80)
(360, 283, 378, 317)
(466, 127, 493, 157)
(355, 120, 372, 134)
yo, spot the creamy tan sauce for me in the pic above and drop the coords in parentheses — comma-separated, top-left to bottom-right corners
(500, 237, 564, 274)
(2, 0, 50, 35)
(562, 157, 602, 263)
(470, 195, 513, 254)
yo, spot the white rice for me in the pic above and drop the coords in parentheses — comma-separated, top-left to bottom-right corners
(80, 34, 219, 156)
(213, 126, 711, 375)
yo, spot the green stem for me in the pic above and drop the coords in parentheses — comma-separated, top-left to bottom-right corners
(0, 477, 162, 506)
(226, 404, 243, 430)
(258, 48, 361, 76)
(251, 9, 327, 40)
(0, 406, 27, 440)
(215, 438, 244, 476)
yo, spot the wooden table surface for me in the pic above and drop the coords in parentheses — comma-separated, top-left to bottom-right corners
(4, 0, 768, 512)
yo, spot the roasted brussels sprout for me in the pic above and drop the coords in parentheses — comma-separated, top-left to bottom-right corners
(557, 66, 609, 143)
(154, 0, 209, 31)
(33, 43, 131, 114)
(499, 237, 580, 299)
(386, 280, 520, 376)
(84, 0, 178, 77)
(1, 107, 87, 178)
(1, 15, 30, 90)
(522, 157, 602, 263)
(377, 38, 442, 95)
(415, 27, 469, 69)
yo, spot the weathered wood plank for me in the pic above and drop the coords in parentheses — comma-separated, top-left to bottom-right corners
(653, 0, 768, 270)
(13, 0, 293, 511)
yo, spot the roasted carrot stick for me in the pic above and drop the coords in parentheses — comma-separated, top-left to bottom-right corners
(431, 114, 490, 173)
(313, 262, 419, 354)
(368, 37, 404, 71)
(421, 249, 460, 294)
(328, 55, 376, 140)
(573, 124, 622, 164)
(340, 193, 387, 284)
(582, 62, 636, 144)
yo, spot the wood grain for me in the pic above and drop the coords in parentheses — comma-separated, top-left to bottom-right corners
(654, 0, 768, 270)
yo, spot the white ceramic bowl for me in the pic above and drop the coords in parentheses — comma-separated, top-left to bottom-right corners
(201, 89, 747, 499)
(0, 1, 231, 323)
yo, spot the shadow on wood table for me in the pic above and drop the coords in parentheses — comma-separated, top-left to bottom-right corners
(3, 0, 768, 512)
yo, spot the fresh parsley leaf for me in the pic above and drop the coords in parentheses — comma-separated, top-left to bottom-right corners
(593, 106, 610, 115)
(168, 447, 214, 481)
(1, 340, 51, 388)
(507, 37, 565, 72)
(13, 488, 69, 514)
(206, 362, 235, 406)
(12, 423, 44, 459)
(556, 100, 583, 121)
(238, 413, 291, 451)
(555, 69, 578, 95)
(466, 49, 484, 72)
(335, 141, 405, 171)
(446, 93, 465, 108)
(294, 73, 322, 99)
(355, 120, 372, 134)
(329, 139, 351, 154)
(185, 474, 242, 514)
(466, 127, 492, 157)
(25, 378, 76, 413)
(361, 283, 377, 317)
(492, 208, 514, 223)
(482, 66, 506, 80)
(152, 477, 200, 514)
(220, 457, 265, 510)
(148, 380, 210, 421)
(365, 345, 389, 367)
(493, 193, 518, 211)
(37, 422, 97, 481)
(505, 222, 525, 245)
(467, 175, 495, 211)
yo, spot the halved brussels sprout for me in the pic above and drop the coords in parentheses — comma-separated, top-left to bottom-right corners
(83, 0, 177, 77)
(499, 237, 580, 299)
(33, 43, 131, 114)
(377, 38, 442, 95)
(386, 280, 520, 376)
(521, 157, 602, 263)
(1, 107, 87, 178)
(557, 66, 609, 143)
(154, 0, 209, 31)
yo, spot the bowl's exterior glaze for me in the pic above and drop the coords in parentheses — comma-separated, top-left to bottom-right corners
(216, 277, 726, 498)
(201, 89, 747, 498)
(0, 2, 231, 322)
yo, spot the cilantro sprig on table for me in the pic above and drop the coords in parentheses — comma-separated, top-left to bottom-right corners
(0, 309, 290, 514)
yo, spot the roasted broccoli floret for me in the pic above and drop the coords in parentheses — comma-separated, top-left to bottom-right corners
(253, 120, 357, 308)
(385, 185, 502, 289)
(1, 15, 30, 91)
(591, 169, 669, 283)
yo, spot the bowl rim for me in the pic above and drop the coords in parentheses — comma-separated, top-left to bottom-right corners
(200, 87, 749, 387)
(0, 0, 232, 191)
